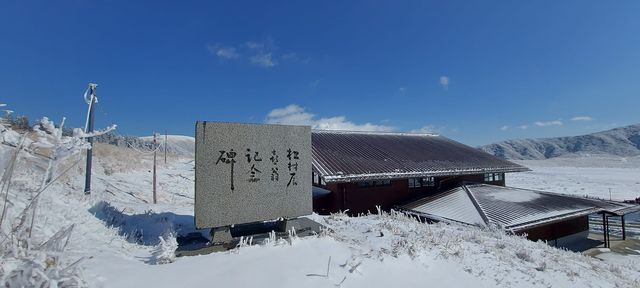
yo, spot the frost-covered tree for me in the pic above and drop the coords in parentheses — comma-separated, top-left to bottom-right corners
(0, 116, 116, 287)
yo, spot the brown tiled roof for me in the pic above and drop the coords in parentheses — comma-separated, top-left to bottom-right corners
(311, 130, 529, 183)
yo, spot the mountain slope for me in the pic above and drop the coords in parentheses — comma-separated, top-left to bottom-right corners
(480, 124, 640, 160)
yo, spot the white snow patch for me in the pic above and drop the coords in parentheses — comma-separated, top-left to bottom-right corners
(509, 156, 640, 201)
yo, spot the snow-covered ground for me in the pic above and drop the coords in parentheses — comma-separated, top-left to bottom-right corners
(508, 155, 640, 201)
(1, 124, 640, 287)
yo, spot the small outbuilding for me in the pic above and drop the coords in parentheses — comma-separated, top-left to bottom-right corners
(398, 184, 640, 245)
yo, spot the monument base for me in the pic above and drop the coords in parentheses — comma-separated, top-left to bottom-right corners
(210, 226, 233, 244)
(176, 217, 324, 257)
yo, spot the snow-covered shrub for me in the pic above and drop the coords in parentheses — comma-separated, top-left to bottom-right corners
(0, 116, 115, 287)
(3, 257, 86, 287)
(535, 260, 547, 271)
(515, 249, 533, 262)
(1, 224, 87, 287)
(150, 231, 178, 265)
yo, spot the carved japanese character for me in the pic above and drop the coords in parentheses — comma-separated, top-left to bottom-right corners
(269, 150, 278, 165)
(215, 149, 237, 190)
(247, 164, 262, 182)
(245, 149, 263, 163)
(286, 148, 299, 160)
(287, 172, 297, 187)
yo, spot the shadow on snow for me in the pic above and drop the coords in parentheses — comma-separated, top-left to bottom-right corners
(88, 201, 202, 246)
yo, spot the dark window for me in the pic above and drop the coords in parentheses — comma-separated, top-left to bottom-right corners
(357, 181, 375, 188)
(375, 179, 391, 187)
(422, 177, 435, 187)
(358, 180, 391, 188)
(408, 178, 421, 188)
(484, 173, 503, 182)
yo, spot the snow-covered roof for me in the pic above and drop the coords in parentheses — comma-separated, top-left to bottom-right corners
(400, 184, 640, 231)
(311, 130, 529, 183)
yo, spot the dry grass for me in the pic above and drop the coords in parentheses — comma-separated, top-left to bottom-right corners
(92, 143, 183, 175)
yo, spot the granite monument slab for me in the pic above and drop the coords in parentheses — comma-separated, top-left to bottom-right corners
(195, 121, 312, 229)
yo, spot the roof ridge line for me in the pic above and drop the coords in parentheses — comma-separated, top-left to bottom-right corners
(462, 185, 491, 226)
(311, 129, 440, 137)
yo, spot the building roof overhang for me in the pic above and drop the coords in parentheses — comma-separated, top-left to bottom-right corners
(398, 184, 640, 232)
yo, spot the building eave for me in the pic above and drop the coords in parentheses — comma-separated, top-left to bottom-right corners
(320, 166, 530, 183)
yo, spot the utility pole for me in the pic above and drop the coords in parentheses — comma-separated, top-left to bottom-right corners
(164, 130, 167, 165)
(84, 83, 98, 195)
(153, 132, 158, 204)
(609, 188, 612, 201)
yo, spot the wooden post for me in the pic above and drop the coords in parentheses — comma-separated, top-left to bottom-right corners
(153, 133, 157, 204)
(601, 213, 607, 248)
(621, 215, 626, 241)
(605, 215, 610, 248)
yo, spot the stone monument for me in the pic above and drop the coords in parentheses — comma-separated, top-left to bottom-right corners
(194, 121, 313, 243)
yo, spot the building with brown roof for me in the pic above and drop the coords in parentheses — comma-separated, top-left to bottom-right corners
(311, 130, 528, 214)
(310, 130, 639, 246)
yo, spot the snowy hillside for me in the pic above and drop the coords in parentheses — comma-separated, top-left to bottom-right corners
(1, 122, 639, 287)
(480, 123, 640, 160)
(508, 155, 640, 201)
(139, 135, 195, 157)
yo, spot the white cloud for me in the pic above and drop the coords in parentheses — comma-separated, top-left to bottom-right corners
(519, 125, 528, 130)
(500, 125, 509, 131)
(266, 104, 394, 132)
(439, 76, 450, 89)
(210, 38, 303, 68)
(534, 120, 563, 127)
(410, 125, 441, 134)
(207, 44, 239, 59)
(571, 116, 593, 121)
(250, 52, 277, 68)
(399, 87, 407, 93)
(246, 41, 265, 50)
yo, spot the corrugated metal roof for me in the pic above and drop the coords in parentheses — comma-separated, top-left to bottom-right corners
(311, 130, 529, 183)
(402, 188, 486, 226)
(400, 184, 640, 231)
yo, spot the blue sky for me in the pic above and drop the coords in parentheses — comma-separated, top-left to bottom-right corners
(1, 1, 639, 146)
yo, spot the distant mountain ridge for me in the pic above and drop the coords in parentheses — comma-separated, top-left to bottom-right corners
(139, 135, 195, 156)
(93, 132, 195, 157)
(480, 124, 640, 160)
